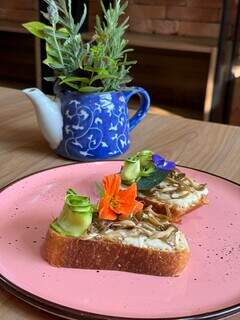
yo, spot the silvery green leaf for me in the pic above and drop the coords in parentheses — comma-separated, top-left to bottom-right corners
(124, 60, 137, 66)
(58, 17, 70, 28)
(44, 28, 68, 39)
(58, 0, 67, 13)
(76, 4, 87, 33)
(47, 0, 59, 24)
(44, 76, 57, 82)
(41, 11, 50, 21)
(122, 48, 134, 54)
(100, 0, 107, 15)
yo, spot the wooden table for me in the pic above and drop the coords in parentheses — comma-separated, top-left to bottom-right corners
(0, 86, 240, 320)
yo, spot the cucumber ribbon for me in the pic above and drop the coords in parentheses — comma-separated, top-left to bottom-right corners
(51, 189, 93, 237)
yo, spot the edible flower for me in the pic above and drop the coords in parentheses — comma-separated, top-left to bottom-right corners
(152, 154, 176, 171)
(51, 189, 93, 237)
(99, 174, 143, 221)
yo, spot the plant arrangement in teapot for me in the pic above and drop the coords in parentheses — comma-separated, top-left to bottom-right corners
(22, 0, 150, 161)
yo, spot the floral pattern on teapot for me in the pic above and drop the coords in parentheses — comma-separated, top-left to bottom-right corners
(55, 87, 150, 161)
(57, 93, 129, 159)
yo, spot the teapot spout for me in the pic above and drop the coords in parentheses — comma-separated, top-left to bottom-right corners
(22, 88, 63, 149)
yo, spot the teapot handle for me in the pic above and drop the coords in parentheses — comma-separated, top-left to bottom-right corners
(123, 87, 151, 131)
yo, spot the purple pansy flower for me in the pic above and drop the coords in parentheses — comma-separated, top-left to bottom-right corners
(152, 154, 176, 171)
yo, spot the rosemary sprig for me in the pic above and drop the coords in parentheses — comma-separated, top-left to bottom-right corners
(92, 0, 136, 91)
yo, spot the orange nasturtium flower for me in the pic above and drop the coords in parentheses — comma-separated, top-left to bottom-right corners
(99, 174, 143, 220)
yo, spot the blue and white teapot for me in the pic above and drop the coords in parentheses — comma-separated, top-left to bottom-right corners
(23, 87, 150, 161)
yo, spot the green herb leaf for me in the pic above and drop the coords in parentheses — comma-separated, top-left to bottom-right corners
(44, 27, 69, 39)
(60, 81, 80, 90)
(90, 74, 117, 85)
(22, 21, 47, 39)
(83, 66, 107, 73)
(59, 76, 89, 84)
(137, 170, 169, 191)
(79, 86, 103, 93)
(44, 76, 57, 82)
(46, 42, 59, 59)
(76, 3, 87, 33)
(43, 56, 64, 69)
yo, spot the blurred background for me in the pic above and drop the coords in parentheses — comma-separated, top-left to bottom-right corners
(0, 0, 239, 124)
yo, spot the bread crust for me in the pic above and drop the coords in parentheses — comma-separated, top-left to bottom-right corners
(138, 195, 208, 222)
(43, 228, 190, 277)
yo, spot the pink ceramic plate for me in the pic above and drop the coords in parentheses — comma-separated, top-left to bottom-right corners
(0, 162, 240, 320)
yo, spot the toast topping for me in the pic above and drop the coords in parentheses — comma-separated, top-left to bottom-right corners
(142, 169, 208, 209)
(84, 206, 188, 251)
(155, 169, 207, 197)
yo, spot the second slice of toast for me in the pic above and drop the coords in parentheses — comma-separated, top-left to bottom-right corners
(138, 169, 208, 222)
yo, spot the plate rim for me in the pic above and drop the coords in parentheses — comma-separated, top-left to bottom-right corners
(0, 161, 239, 320)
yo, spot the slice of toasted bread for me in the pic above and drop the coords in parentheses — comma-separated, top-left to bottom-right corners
(43, 207, 190, 276)
(138, 169, 208, 222)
